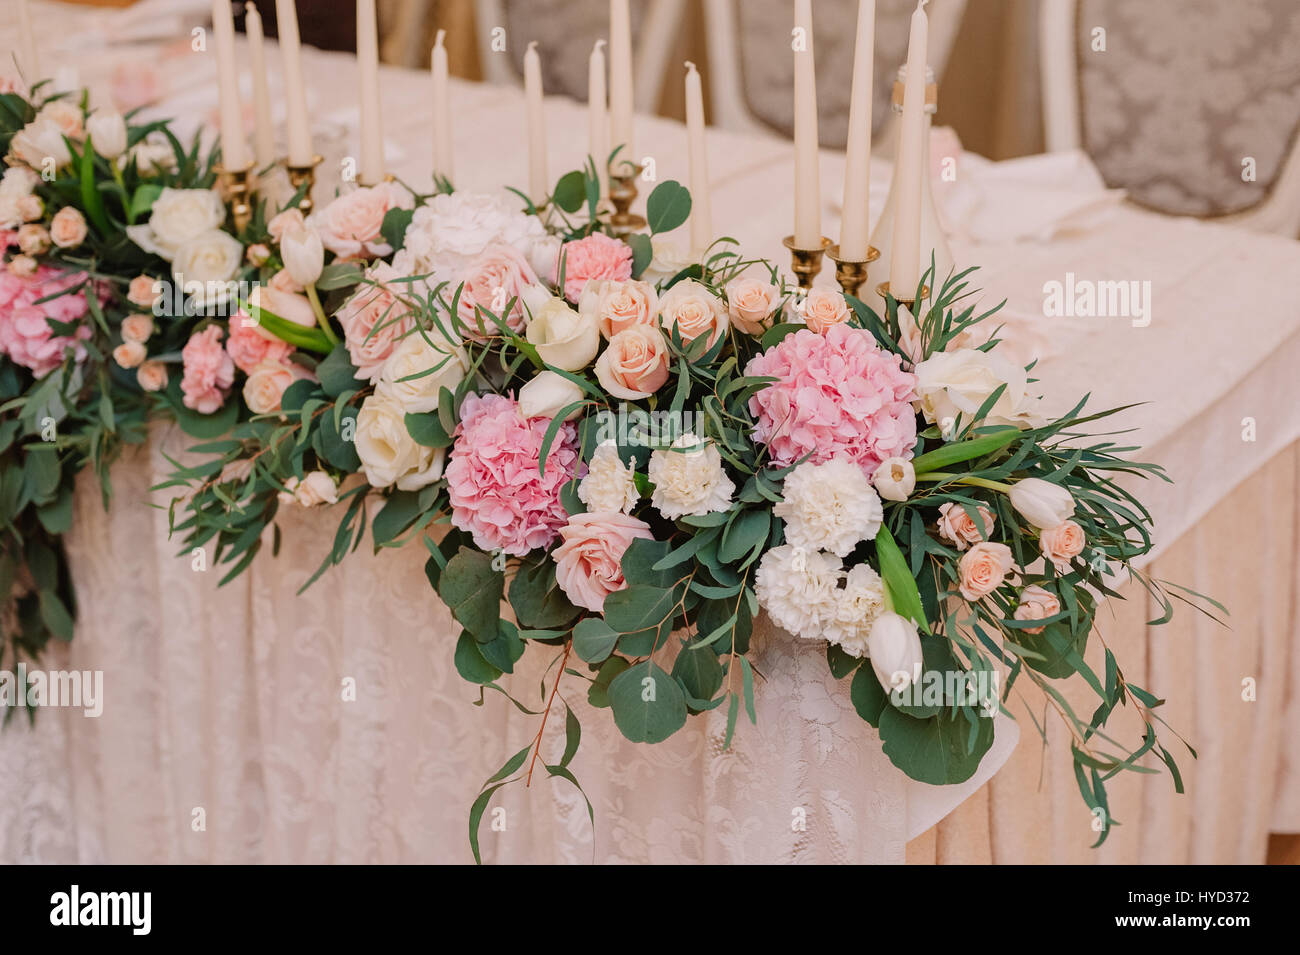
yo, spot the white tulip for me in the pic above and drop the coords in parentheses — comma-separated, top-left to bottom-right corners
(868, 612, 924, 695)
(872, 456, 916, 502)
(87, 111, 128, 160)
(281, 226, 324, 287)
(1008, 477, 1075, 529)
(518, 370, 585, 421)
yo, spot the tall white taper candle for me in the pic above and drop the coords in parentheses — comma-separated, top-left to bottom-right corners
(244, 4, 276, 168)
(16, 0, 40, 81)
(211, 0, 249, 169)
(792, 0, 821, 248)
(608, 0, 634, 173)
(889, 0, 929, 295)
(275, 0, 314, 166)
(356, 0, 385, 184)
(685, 62, 712, 260)
(524, 42, 548, 205)
(839, 0, 876, 261)
(588, 39, 608, 200)
(431, 30, 453, 184)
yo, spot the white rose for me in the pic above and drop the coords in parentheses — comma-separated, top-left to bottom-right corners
(518, 370, 584, 420)
(171, 229, 243, 308)
(126, 187, 227, 260)
(376, 329, 468, 414)
(525, 291, 600, 370)
(640, 238, 691, 285)
(86, 110, 128, 159)
(578, 440, 639, 513)
(868, 612, 924, 695)
(1008, 477, 1075, 529)
(648, 433, 735, 520)
(292, 471, 339, 507)
(774, 457, 882, 557)
(8, 118, 72, 170)
(355, 392, 446, 490)
(913, 348, 1046, 430)
(37, 101, 84, 140)
(280, 225, 324, 287)
(872, 457, 916, 502)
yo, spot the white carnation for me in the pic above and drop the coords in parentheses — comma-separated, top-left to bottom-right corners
(823, 564, 885, 657)
(401, 191, 546, 287)
(774, 457, 883, 557)
(648, 433, 734, 520)
(578, 440, 639, 514)
(754, 545, 843, 639)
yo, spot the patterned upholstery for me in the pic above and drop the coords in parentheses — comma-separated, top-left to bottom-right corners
(736, 0, 967, 147)
(1077, 0, 1300, 216)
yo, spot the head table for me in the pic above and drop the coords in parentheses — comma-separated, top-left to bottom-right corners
(2, 1, 1299, 864)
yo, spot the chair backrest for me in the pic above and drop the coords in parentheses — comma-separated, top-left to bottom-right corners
(1041, 0, 1300, 233)
(473, 0, 685, 112)
(704, 0, 968, 144)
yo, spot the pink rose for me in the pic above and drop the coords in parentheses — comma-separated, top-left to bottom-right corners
(552, 512, 655, 612)
(136, 360, 168, 392)
(594, 324, 671, 399)
(242, 358, 308, 415)
(0, 266, 95, 377)
(559, 232, 632, 303)
(456, 242, 537, 336)
(659, 279, 728, 348)
(307, 181, 412, 259)
(120, 314, 154, 343)
(957, 541, 1014, 602)
(1040, 520, 1085, 572)
(180, 325, 235, 414)
(800, 287, 850, 333)
(725, 275, 780, 335)
(334, 262, 415, 383)
(1013, 584, 1061, 635)
(226, 312, 293, 374)
(936, 501, 995, 551)
(112, 340, 146, 369)
(578, 278, 658, 339)
(50, 207, 88, 249)
(127, 275, 161, 309)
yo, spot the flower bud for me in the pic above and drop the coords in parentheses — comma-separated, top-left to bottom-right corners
(872, 456, 916, 502)
(1008, 477, 1074, 529)
(280, 226, 324, 287)
(868, 612, 924, 695)
(518, 370, 584, 421)
(87, 110, 128, 160)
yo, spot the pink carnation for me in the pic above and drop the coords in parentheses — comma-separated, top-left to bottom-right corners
(0, 266, 95, 378)
(559, 232, 632, 303)
(745, 324, 918, 476)
(226, 312, 293, 375)
(445, 392, 583, 556)
(180, 324, 235, 414)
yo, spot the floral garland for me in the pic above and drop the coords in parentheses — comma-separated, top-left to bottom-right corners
(0, 85, 1221, 860)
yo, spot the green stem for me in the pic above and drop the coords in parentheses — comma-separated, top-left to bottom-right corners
(113, 164, 133, 224)
(305, 284, 339, 346)
(915, 473, 1014, 493)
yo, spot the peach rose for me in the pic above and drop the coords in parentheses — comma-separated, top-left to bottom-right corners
(1040, 520, 1085, 572)
(243, 358, 308, 416)
(17, 195, 43, 222)
(7, 255, 37, 277)
(578, 279, 658, 339)
(307, 181, 412, 259)
(1013, 584, 1061, 635)
(120, 314, 154, 343)
(594, 324, 672, 400)
(136, 360, 168, 391)
(112, 340, 146, 369)
(16, 224, 49, 256)
(50, 207, 88, 249)
(724, 275, 780, 335)
(957, 541, 1014, 601)
(456, 242, 537, 336)
(659, 279, 728, 348)
(936, 501, 996, 551)
(551, 512, 654, 611)
(127, 275, 161, 309)
(800, 287, 850, 333)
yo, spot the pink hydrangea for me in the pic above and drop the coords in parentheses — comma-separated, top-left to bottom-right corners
(745, 324, 918, 476)
(445, 392, 583, 556)
(0, 265, 95, 378)
(226, 312, 293, 375)
(180, 324, 235, 414)
(559, 232, 632, 303)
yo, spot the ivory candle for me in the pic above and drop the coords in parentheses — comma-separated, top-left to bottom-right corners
(431, 30, 453, 183)
(17, 0, 40, 81)
(356, 0, 385, 184)
(889, 0, 929, 295)
(524, 42, 548, 205)
(608, 0, 634, 173)
(244, 3, 276, 168)
(792, 0, 821, 248)
(839, 0, 875, 261)
(685, 62, 712, 259)
(276, 0, 313, 166)
(588, 39, 608, 199)
(211, 0, 249, 169)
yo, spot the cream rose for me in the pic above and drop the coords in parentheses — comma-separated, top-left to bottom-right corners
(126, 188, 227, 260)
(957, 541, 1014, 601)
(1013, 584, 1061, 635)
(355, 392, 446, 490)
(913, 347, 1046, 430)
(525, 290, 600, 370)
(578, 279, 659, 340)
(8, 118, 72, 170)
(724, 275, 780, 335)
(171, 229, 244, 308)
(640, 239, 691, 285)
(594, 324, 671, 400)
(518, 370, 585, 421)
(283, 471, 339, 507)
(1040, 520, 1085, 572)
(577, 440, 639, 514)
(375, 329, 468, 414)
(659, 279, 728, 348)
(50, 207, 88, 249)
(648, 433, 735, 520)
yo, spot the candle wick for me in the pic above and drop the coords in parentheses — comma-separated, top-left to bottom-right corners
(527, 40, 539, 54)
(684, 60, 697, 74)
(594, 39, 606, 53)
(435, 29, 446, 49)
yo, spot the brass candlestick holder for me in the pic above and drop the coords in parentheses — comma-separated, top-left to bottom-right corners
(215, 160, 256, 234)
(875, 281, 931, 314)
(285, 154, 324, 215)
(783, 235, 832, 290)
(609, 163, 646, 234)
(826, 244, 881, 298)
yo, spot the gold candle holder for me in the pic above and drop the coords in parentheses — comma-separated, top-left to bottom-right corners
(875, 281, 931, 314)
(609, 163, 646, 234)
(826, 244, 881, 298)
(214, 161, 256, 234)
(285, 154, 324, 215)
(783, 235, 832, 290)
